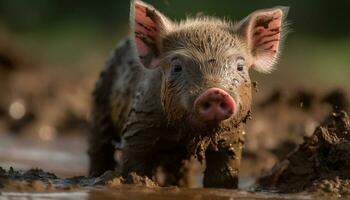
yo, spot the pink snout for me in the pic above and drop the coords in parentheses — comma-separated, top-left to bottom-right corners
(194, 88, 236, 122)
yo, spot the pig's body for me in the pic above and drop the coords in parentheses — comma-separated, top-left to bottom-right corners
(89, 37, 248, 187)
(88, 0, 288, 188)
(88, 38, 157, 175)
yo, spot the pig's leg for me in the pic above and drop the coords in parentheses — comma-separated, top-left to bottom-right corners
(120, 78, 167, 178)
(88, 68, 120, 176)
(88, 109, 121, 176)
(88, 39, 137, 176)
(121, 125, 164, 178)
(203, 133, 244, 188)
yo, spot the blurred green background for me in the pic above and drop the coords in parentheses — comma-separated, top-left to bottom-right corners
(0, 0, 349, 87)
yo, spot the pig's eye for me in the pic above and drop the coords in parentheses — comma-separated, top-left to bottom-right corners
(236, 57, 245, 72)
(171, 58, 183, 73)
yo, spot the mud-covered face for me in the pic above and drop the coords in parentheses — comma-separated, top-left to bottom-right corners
(130, 0, 288, 129)
(159, 41, 253, 129)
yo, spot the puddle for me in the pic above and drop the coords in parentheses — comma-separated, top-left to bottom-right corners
(1, 187, 314, 200)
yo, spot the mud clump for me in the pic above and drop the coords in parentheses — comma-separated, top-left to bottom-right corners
(257, 110, 350, 197)
(0, 167, 158, 192)
(242, 88, 350, 178)
(0, 167, 58, 191)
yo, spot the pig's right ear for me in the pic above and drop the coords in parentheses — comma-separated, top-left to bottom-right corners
(130, 0, 172, 69)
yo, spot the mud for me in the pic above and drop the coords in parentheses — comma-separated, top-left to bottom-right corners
(257, 110, 350, 197)
(0, 167, 158, 192)
(241, 87, 350, 178)
(1, 167, 319, 200)
(1, 187, 314, 200)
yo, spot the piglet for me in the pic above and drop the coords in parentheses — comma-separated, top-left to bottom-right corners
(88, 0, 288, 188)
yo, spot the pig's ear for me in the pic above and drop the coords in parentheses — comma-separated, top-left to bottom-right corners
(130, 0, 172, 69)
(236, 7, 289, 73)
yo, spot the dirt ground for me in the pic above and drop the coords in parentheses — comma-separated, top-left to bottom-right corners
(1, 45, 350, 199)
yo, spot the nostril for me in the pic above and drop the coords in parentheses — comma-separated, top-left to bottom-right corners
(220, 102, 234, 114)
(220, 102, 228, 110)
(202, 102, 211, 111)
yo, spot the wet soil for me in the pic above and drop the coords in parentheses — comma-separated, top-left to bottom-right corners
(242, 87, 350, 178)
(257, 110, 350, 198)
(0, 187, 314, 200)
(0, 167, 159, 191)
(0, 167, 316, 200)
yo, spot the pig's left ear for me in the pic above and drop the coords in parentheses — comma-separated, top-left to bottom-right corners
(236, 7, 289, 73)
(130, 0, 173, 69)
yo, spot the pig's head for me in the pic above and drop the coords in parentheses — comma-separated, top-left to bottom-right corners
(131, 0, 288, 131)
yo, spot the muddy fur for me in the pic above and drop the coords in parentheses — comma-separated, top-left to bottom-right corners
(88, 1, 287, 188)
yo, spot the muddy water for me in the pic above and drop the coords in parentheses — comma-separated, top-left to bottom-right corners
(1, 187, 313, 200)
(0, 135, 314, 200)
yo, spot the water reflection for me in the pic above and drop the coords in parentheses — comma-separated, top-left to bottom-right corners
(1, 187, 313, 200)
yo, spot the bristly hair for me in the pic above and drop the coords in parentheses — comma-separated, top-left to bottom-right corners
(161, 16, 247, 64)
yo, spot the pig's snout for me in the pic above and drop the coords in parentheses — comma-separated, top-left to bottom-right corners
(194, 88, 236, 122)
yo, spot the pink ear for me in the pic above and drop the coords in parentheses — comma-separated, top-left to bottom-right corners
(132, 0, 171, 69)
(237, 7, 288, 73)
(253, 10, 282, 54)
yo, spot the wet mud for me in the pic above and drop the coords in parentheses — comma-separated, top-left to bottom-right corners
(257, 110, 350, 198)
(1, 167, 318, 200)
(0, 167, 158, 192)
(242, 87, 350, 178)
